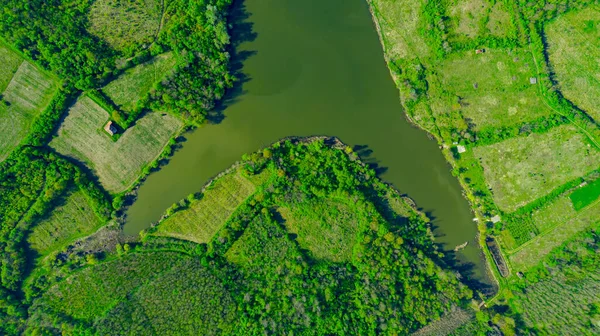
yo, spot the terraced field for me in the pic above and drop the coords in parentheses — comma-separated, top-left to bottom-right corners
(50, 96, 182, 192)
(153, 168, 268, 243)
(0, 61, 57, 160)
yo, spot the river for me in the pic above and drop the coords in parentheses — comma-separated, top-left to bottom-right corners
(124, 0, 492, 286)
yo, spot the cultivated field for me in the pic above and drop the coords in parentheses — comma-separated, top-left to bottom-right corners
(278, 198, 363, 263)
(0, 61, 57, 161)
(103, 52, 176, 112)
(447, 0, 515, 42)
(546, 6, 600, 122)
(570, 176, 600, 210)
(154, 168, 267, 244)
(88, 0, 163, 53)
(474, 125, 600, 212)
(27, 189, 104, 256)
(509, 200, 600, 271)
(0, 44, 23, 91)
(431, 48, 555, 130)
(50, 96, 182, 192)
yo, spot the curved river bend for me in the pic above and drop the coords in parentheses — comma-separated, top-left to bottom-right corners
(125, 0, 492, 284)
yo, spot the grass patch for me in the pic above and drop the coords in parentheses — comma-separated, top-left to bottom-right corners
(431, 48, 555, 131)
(0, 43, 23, 92)
(474, 125, 600, 212)
(50, 96, 182, 193)
(103, 52, 176, 113)
(448, 0, 490, 40)
(487, 2, 514, 38)
(570, 177, 600, 210)
(509, 200, 600, 271)
(0, 61, 57, 161)
(27, 189, 104, 256)
(546, 6, 600, 122)
(278, 198, 362, 263)
(154, 168, 268, 244)
(367, 0, 429, 60)
(88, 0, 163, 53)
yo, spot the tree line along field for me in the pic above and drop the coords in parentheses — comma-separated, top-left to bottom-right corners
(0, 45, 58, 161)
(50, 96, 182, 193)
(369, 0, 600, 333)
(27, 140, 488, 335)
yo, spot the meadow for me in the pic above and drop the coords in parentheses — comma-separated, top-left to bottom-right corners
(0, 61, 57, 161)
(50, 96, 182, 193)
(473, 125, 600, 212)
(431, 48, 555, 131)
(102, 52, 177, 113)
(27, 189, 104, 256)
(88, 0, 163, 54)
(546, 6, 600, 122)
(0, 43, 23, 91)
(153, 168, 268, 243)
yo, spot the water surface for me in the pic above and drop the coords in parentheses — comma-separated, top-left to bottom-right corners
(125, 0, 492, 285)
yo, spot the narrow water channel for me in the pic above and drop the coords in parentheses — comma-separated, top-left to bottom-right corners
(125, 0, 492, 285)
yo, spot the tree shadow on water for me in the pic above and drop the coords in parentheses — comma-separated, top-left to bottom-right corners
(353, 144, 388, 175)
(210, 0, 258, 124)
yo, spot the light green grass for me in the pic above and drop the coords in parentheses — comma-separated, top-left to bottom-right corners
(487, 2, 514, 37)
(50, 96, 182, 193)
(367, 0, 429, 60)
(0, 61, 57, 161)
(0, 44, 23, 92)
(103, 52, 176, 112)
(509, 200, 600, 271)
(448, 0, 490, 40)
(88, 0, 163, 53)
(154, 168, 268, 244)
(474, 125, 600, 212)
(570, 177, 600, 210)
(546, 6, 600, 122)
(278, 199, 362, 263)
(27, 189, 104, 256)
(431, 48, 555, 130)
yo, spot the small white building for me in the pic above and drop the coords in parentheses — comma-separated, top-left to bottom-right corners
(491, 215, 501, 224)
(457, 145, 467, 154)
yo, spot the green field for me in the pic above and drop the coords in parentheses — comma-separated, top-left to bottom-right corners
(154, 168, 268, 243)
(278, 199, 362, 263)
(474, 125, 600, 212)
(88, 0, 163, 53)
(50, 96, 182, 193)
(570, 177, 600, 210)
(447, 0, 515, 42)
(0, 44, 23, 92)
(103, 52, 176, 112)
(0, 61, 57, 161)
(546, 6, 600, 122)
(431, 48, 554, 131)
(27, 189, 104, 256)
(509, 200, 600, 271)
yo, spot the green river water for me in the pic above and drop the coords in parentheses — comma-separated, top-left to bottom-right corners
(125, 0, 492, 285)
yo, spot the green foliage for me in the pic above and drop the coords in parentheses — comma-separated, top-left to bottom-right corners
(0, 0, 116, 89)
